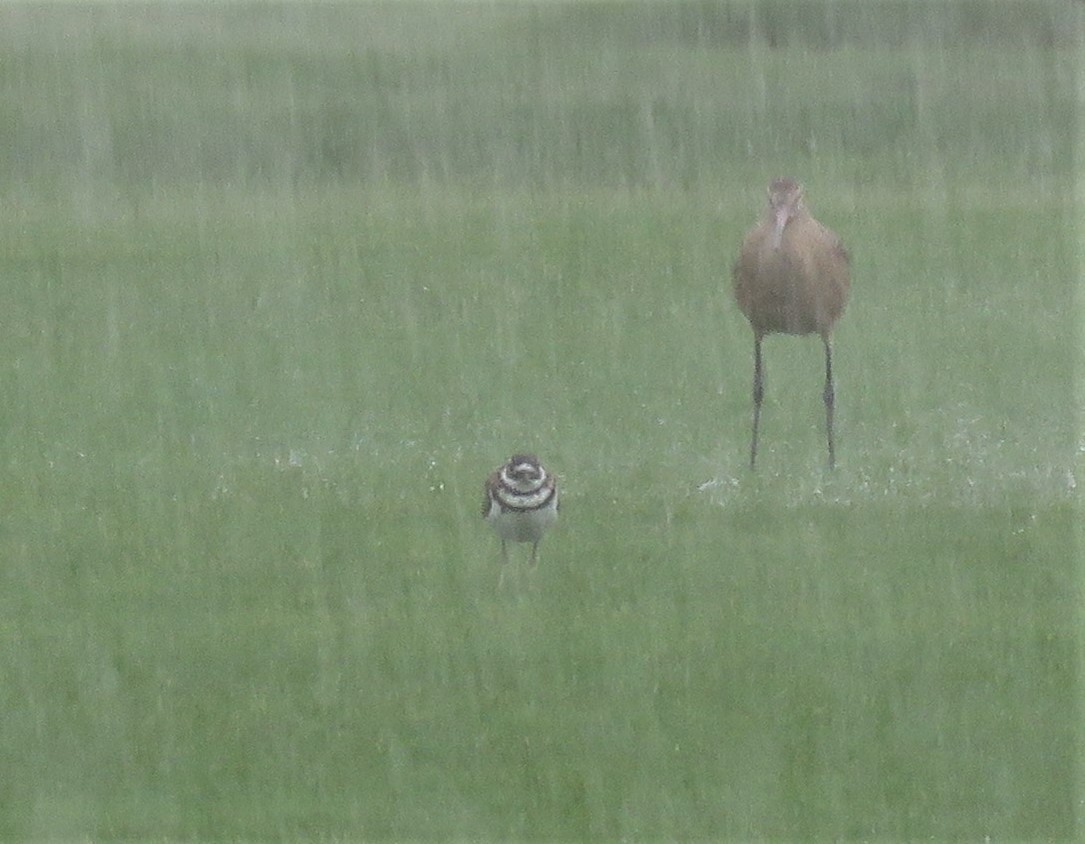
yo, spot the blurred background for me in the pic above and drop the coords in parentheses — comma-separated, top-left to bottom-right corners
(1, 2, 1077, 196)
(0, 2, 1080, 840)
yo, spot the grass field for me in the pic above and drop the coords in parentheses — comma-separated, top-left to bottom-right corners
(0, 2, 1081, 840)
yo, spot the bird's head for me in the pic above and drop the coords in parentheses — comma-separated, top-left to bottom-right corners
(505, 454, 543, 486)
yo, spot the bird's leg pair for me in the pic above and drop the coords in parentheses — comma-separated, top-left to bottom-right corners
(749, 333, 836, 470)
(496, 540, 540, 589)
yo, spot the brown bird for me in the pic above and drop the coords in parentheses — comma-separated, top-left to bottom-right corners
(733, 178, 850, 469)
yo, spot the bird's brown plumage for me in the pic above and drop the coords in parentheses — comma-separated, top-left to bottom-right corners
(732, 178, 850, 468)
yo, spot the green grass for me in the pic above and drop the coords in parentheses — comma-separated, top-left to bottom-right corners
(0, 2, 1081, 840)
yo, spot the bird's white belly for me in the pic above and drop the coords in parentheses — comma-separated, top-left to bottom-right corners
(486, 499, 558, 543)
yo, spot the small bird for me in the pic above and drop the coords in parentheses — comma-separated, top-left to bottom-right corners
(483, 454, 559, 581)
(733, 178, 850, 469)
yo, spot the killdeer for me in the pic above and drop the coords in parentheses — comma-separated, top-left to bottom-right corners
(483, 454, 559, 575)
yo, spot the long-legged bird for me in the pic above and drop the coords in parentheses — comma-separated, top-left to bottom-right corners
(733, 178, 850, 469)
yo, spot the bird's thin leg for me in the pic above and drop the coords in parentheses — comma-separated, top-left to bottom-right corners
(497, 540, 509, 589)
(823, 334, 836, 470)
(529, 541, 539, 567)
(750, 333, 764, 470)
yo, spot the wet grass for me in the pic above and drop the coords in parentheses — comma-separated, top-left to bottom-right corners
(0, 3, 1081, 840)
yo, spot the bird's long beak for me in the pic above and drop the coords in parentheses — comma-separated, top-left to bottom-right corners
(771, 206, 791, 250)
